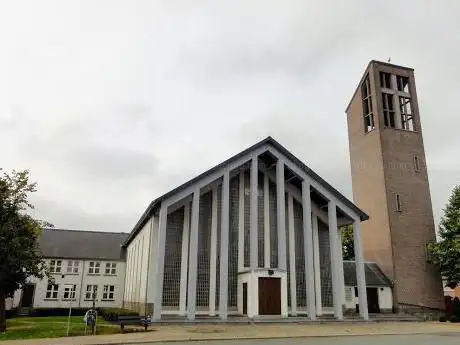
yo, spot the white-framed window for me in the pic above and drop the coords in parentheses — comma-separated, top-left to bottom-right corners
(49, 260, 62, 273)
(88, 261, 101, 274)
(66, 260, 79, 274)
(46, 283, 59, 299)
(102, 285, 115, 301)
(63, 284, 76, 300)
(85, 285, 98, 300)
(105, 263, 117, 275)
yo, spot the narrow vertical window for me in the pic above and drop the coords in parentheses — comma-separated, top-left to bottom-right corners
(361, 75, 375, 133)
(414, 155, 420, 172)
(382, 93, 395, 128)
(380, 72, 392, 89)
(394, 193, 402, 212)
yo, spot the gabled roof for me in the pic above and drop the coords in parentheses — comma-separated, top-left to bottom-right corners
(124, 136, 368, 246)
(39, 229, 129, 260)
(344, 261, 393, 287)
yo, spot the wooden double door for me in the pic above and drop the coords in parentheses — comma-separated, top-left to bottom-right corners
(258, 277, 281, 315)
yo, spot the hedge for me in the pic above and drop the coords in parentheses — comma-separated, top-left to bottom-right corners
(24, 307, 138, 321)
(5, 308, 17, 319)
(98, 308, 138, 321)
(29, 307, 88, 317)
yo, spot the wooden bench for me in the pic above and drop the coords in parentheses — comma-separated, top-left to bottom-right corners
(115, 315, 151, 332)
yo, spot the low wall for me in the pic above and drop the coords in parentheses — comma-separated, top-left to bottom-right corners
(398, 303, 445, 320)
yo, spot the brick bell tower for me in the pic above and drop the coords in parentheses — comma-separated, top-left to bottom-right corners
(346, 60, 444, 313)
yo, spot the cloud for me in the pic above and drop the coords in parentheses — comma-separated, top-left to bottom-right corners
(1, 0, 459, 232)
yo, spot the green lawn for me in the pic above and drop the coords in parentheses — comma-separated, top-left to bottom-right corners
(0, 316, 122, 341)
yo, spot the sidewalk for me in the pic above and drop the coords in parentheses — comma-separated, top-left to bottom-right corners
(0, 322, 459, 345)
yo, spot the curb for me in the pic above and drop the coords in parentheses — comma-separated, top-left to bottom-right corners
(106, 330, 460, 345)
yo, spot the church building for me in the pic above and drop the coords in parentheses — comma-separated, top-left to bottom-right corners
(8, 60, 441, 320)
(123, 137, 370, 321)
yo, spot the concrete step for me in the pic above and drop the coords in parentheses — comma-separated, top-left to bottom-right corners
(151, 313, 424, 325)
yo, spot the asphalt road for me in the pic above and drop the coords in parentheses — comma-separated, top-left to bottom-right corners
(131, 334, 460, 345)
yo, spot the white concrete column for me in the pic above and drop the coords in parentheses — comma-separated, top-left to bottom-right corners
(238, 171, 245, 270)
(250, 157, 258, 269)
(179, 204, 190, 316)
(187, 190, 200, 320)
(328, 201, 343, 320)
(209, 187, 218, 316)
(219, 171, 230, 319)
(336, 227, 346, 308)
(287, 193, 297, 315)
(302, 181, 316, 320)
(153, 204, 168, 321)
(263, 173, 270, 268)
(247, 275, 255, 318)
(353, 219, 369, 320)
(312, 214, 322, 316)
(276, 159, 287, 270)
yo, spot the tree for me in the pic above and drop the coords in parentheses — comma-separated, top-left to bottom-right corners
(341, 225, 355, 260)
(0, 169, 47, 332)
(428, 186, 460, 289)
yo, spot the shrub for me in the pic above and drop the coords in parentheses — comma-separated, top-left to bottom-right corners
(439, 315, 447, 322)
(29, 307, 88, 317)
(97, 308, 138, 322)
(5, 308, 17, 319)
(445, 296, 454, 319)
(449, 315, 459, 323)
(24, 307, 138, 321)
(453, 297, 460, 318)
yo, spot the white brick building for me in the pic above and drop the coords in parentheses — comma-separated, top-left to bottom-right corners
(8, 230, 127, 311)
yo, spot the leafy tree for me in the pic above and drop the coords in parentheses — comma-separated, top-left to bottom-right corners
(428, 186, 460, 289)
(341, 225, 355, 260)
(0, 169, 47, 332)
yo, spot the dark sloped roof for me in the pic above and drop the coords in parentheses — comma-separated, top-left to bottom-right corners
(124, 136, 369, 246)
(39, 229, 129, 260)
(344, 261, 393, 287)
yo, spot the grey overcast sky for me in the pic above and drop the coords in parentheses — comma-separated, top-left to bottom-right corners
(1, 0, 459, 233)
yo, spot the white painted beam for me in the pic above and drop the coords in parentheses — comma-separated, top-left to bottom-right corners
(312, 215, 322, 316)
(266, 147, 362, 222)
(287, 193, 297, 315)
(187, 190, 200, 320)
(302, 180, 316, 320)
(219, 170, 230, 319)
(328, 201, 343, 320)
(153, 204, 167, 321)
(179, 204, 190, 316)
(276, 159, 287, 270)
(336, 227, 346, 308)
(263, 173, 270, 268)
(238, 171, 245, 271)
(163, 146, 269, 209)
(250, 157, 258, 269)
(209, 188, 218, 316)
